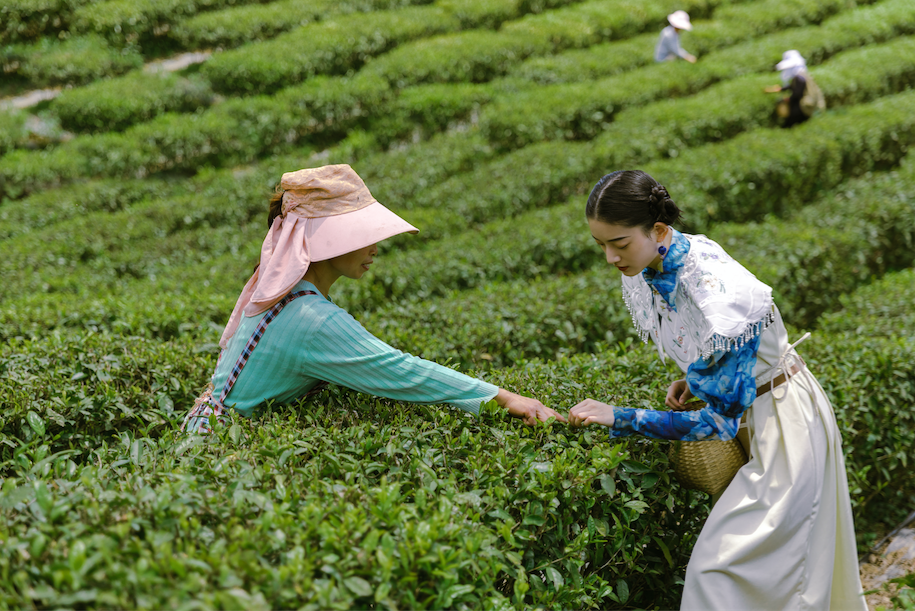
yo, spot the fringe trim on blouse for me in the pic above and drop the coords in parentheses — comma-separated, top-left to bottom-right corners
(622, 291, 776, 360)
(699, 310, 776, 360)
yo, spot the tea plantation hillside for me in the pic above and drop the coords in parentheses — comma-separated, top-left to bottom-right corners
(1, 0, 914, 608)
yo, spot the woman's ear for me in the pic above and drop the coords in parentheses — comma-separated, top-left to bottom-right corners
(653, 222, 670, 242)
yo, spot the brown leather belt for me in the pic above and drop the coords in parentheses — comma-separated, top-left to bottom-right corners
(756, 358, 805, 397)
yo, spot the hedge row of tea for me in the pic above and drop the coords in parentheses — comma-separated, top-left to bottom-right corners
(3, 84, 913, 327)
(1, 265, 913, 609)
(0, 0, 887, 183)
(3, 0, 915, 607)
(1, 71, 913, 347)
(1, 0, 910, 205)
(2, 0, 793, 141)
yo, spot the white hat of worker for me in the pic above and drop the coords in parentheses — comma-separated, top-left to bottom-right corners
(775, 50, 807, 71)
(667, 10, 692, 31)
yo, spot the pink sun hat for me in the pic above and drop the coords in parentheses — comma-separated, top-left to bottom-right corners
(219, 164, 418, 348)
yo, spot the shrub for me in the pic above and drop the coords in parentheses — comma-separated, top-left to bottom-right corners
(339, 154, 915, 331)
(508, 32, 657, 84)
(0, 177, 181, 241)
(644, 89, 915, 228)
(0, 109, 29, 156)
(51, 70, 215, 133)
(362, 0, 723, 88)
(200, 6, 460, 95)
(0, 0, 93, 43)
(817, 268, 915, 338)
(480, 0, 915, 149)
(8, 34, 143, 86)
(366, 82, 495, 145)
(70, 0, 269, 46)
(0, 313, 912, 608)
(169, 0, 434, 51)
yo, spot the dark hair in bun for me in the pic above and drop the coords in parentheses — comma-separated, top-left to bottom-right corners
(585, 170, 682, 232)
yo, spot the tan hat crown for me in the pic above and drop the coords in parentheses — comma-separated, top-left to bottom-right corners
(280, 163, 377, 218)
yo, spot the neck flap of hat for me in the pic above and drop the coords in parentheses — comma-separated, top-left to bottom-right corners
(219, 164, 376, 348)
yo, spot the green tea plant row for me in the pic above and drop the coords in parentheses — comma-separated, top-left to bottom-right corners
(0, 0, 898, 200)
(15, 0, 780, 141)
(356, 0, 724, 89)
(479, 0, 915, 149)
(818, 268, 915, 338)
(0, 327, 701, 610)
(506, 0, 884, 84)
(0, 0, 94, 44)
(169, 0, 435, 51)
(0, 0, 435, 92)
(52, 71, 216, 133)
(6, 62, 914, 309)
(199, 0, 587, 95)
(3, 84, 912, 336)
(68, 0, 273, 45)
(0, 109, 29, 156)
(0, 279, 912, 608)
(354, 156, 915, 364)
(352, 31, 915, 215)
(1, 34, 144, 87)
(395, 84, 915, 252)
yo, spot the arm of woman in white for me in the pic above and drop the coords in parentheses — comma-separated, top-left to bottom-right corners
(305, 308, 564, 424)
(570, 336, 759, 440)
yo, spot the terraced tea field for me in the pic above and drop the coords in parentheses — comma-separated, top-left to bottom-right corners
(1, 0, 914, 607)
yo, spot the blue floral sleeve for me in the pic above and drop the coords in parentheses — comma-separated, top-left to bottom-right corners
(609, 334, 760, 441)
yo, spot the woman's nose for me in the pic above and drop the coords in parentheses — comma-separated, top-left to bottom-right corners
(605, 248, 619, 264)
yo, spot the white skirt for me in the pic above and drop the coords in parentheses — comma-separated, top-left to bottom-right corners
(680, 365, 868, 610)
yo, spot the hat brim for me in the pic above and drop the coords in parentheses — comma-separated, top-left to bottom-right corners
(305, 201, 419, 261)
(668, 16, 692, 30)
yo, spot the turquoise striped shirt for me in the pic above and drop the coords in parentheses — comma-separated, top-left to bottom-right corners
(212, 280, 498, 418)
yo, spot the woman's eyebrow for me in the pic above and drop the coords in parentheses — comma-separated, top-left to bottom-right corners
(592, 234, 630, 243)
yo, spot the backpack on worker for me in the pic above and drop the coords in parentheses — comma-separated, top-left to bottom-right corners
(799, 72, 826, 117)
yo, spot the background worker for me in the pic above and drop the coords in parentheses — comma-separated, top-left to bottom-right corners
(655, 10, 697, 63)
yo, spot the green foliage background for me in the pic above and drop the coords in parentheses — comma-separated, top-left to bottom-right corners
(1, 0, 914, 608)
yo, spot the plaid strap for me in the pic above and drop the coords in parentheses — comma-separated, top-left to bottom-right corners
(219, 290, 318, 404)
(182, 289, 320, 433)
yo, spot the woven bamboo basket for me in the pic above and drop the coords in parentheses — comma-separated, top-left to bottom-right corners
(668, 403, 749, 497)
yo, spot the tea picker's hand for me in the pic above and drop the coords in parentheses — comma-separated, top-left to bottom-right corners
(666, 379, 695, 411)
(497, 389, 566, 425)
(569, 399, 615, 428)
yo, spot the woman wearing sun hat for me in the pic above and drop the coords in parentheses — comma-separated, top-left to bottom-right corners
(655, 10, 697, 63)
(764, 49, 826, 128)
(183, 164, 565, 433)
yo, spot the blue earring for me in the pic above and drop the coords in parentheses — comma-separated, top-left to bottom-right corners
(658, 245, 668, 257)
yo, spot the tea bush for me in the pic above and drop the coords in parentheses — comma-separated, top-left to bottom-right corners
(506, 0, 845, 85)
(169, 0, 434, 50)
(4, 0, 901, 201)
(360, 0, 723, 88)
(480, 0, 915, 149)
(0, 0, 93, 43)
(401, 86, 915, 248)
(0, 109, 29, 156)
(3, 86, 913, 318)
(4, 34, 143, 86)
(200, 1, 512, 95)
(69, 0, 269, 46)
(817, 268, 915, 338)
(51, 70, 215, 133)
(0, 312, 912, 608)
